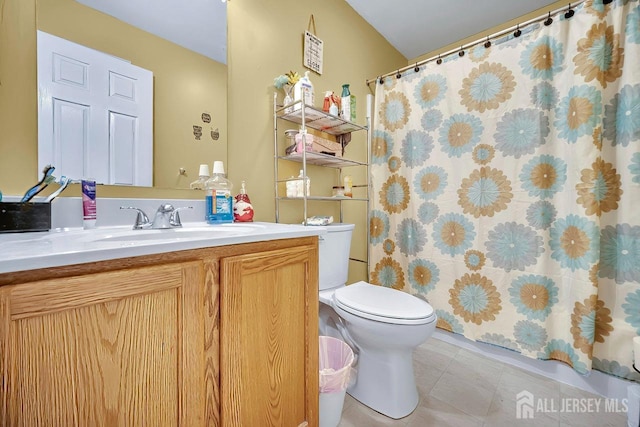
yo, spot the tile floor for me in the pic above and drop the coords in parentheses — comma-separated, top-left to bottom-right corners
(337, 337, 629, 427)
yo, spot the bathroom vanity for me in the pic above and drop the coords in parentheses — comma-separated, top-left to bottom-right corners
(0, 222, 321, 426)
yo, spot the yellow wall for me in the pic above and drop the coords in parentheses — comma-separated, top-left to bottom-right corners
(0, 0, 227, 198)
(227, 0, 407, 282)
(1, 0, 566, 281)
(227, 0, 406, 219)
(0, 0, 38, 197)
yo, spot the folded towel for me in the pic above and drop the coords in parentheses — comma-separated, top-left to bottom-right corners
(305, 216, 333, 226)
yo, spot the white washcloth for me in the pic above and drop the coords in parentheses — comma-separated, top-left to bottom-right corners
(305, 216, 334, 226)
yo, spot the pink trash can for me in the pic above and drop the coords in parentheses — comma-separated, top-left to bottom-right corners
(319, 336, 355, 427)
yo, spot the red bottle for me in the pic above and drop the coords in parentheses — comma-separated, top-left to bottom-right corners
(233, 180, 254, 222)
(323, 91, 331, 113)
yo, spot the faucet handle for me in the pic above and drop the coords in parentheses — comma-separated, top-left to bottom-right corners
(170, 206, 194, 227)
(156, 203, 175, 213)
(120, 206, 150, 229)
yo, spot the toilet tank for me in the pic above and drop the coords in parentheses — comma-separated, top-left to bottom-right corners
(319, 223, 355, 291)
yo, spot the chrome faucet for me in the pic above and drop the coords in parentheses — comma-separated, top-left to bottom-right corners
(120, 204, 193, 229)
(168, 206, 193, 227)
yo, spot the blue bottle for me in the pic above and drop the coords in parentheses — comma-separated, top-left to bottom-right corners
(204, 161, 234, 224)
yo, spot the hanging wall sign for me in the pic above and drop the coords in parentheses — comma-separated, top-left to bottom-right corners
(303, 15, 323, 75)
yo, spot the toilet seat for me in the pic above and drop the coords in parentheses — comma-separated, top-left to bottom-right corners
(333, 281, 436, 325)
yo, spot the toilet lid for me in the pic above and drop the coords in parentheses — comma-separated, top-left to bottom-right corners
(333, 281, 435, 325)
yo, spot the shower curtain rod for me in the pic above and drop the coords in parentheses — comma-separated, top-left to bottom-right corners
(365, 0, 586, 87)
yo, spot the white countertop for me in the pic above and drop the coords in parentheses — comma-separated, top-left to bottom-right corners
(0, 222, 326, 274)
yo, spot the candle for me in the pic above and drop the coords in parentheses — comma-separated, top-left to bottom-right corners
(634, 336, 640, 368)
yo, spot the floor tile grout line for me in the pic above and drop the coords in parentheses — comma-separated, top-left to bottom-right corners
(450, 349, 506, 424)
(424, 345, 458, 400)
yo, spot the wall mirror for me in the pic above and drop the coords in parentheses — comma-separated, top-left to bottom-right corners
(36, 0, 228, 189)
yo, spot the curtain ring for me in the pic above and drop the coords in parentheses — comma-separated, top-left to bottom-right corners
(544, 11, 553, 26)
(436, 55, 442, 65)
(396, 70, 402, 79)
(458, 46, 465, 57)
(514, 24, 522, 38)
(484, 36, 491, 49)
(414, 63, 420, 72)
(378, 76, 384, 85)
(565, 4, 575, 19)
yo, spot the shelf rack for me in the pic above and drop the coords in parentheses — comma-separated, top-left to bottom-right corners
(273, 94, 372, 270)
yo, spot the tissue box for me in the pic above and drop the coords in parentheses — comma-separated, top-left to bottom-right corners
(0, 202, 51, 233)
(312, 136, 343, 157)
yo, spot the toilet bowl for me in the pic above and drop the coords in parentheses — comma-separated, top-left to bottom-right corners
(318, 224, 437, 419)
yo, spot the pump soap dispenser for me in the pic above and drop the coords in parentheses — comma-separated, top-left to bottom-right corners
(233, 181, 254, 222)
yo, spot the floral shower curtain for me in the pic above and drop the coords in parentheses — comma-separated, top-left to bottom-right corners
(370, 0, 640, 379)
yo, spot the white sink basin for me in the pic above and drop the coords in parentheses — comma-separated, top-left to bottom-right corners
(86, 224, 261, 243)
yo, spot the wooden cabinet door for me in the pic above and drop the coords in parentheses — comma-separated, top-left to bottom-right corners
(0, 261, 205, 426)
(220, 244, 319, 427)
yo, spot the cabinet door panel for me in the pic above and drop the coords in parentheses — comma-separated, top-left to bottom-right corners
(221, 245, 319, 427)
(11, 290, 178, 425)
(0, 261, 204, 426)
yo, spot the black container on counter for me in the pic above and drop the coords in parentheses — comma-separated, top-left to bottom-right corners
(0, 202, 51, 233)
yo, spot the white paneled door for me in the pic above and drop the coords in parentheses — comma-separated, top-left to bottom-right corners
(37, 31, 153, 186)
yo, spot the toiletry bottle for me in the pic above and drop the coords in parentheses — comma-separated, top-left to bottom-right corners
(233, 180, 254, 222)
(190, 164, 210, 190)
(341, 84, 356, 121)
(323, 91, 331, 113)
(204, 161, 234, 224)
(343, 175, 353, 198)
(329, 93, 339, 116)
(349, 92, 356, 122)
(294, 71, 314, 109)
(81, 178, 97, 229)
(340, 84, 351, 120)
(331, 92, 341, 115)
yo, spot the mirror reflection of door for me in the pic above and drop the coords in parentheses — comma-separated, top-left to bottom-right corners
(35, 0, 228, 190)
(37, 30, 153, 186)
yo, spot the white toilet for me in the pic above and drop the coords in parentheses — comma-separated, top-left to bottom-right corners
(318, 223, 437, 419)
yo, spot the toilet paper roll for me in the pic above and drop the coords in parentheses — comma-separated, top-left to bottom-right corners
(634, 336, 640, 369)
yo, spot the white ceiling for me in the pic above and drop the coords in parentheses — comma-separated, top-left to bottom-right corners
(345, 0, 559, 60)
(75, 0, 558, 66)
(75, 0, 227, 64)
